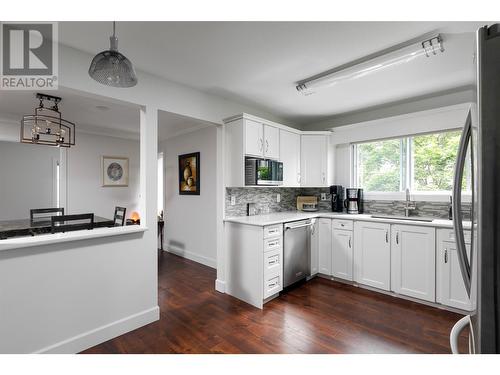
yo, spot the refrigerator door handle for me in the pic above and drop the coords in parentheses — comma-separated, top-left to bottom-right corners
(450, 315, 471, 354)
(452, 109, 472, 296)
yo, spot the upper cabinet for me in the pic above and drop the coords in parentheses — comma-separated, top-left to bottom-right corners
(279, 130, 301, 187)
(224, 114, 332, 187)
(244, 119, 279, 159)
(300, 135, 332, 187)
(244, 118, 264, 157)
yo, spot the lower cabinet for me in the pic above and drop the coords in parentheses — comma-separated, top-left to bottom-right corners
(310, 219, 319, 276)
(391, 225, 436, 302)
(318, 218, 332, 275)
(354, 221, 391, 291)
(436, 229, 473, 310)
(332, 228, 353, 281)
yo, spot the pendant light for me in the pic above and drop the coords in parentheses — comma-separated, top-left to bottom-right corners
(21, 93, 76, 147)
(88, 21, 138, 88)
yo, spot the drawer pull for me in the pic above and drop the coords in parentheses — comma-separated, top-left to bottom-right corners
(268, 240, 279, 247)
(268, 281, 278, 288)
(341, 223, 345, 227)
(268, 258, 278, 265)
(444, 248, 448, 264)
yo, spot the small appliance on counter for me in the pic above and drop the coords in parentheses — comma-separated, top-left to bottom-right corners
(344, 188, 363, 214)
(245, 157, 283, 186)
(330, 185, 344, 212)
(296, 196, 318, 212)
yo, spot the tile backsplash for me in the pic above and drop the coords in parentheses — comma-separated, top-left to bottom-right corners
(225, 187, 471, 220)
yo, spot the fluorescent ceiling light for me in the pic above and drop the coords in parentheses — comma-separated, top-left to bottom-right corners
(296, 34, 444, 95)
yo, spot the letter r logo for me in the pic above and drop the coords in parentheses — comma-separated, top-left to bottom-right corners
(2, 23, 53, 75)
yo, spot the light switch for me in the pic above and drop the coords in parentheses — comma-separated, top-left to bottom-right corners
(277, 193, 281, 203)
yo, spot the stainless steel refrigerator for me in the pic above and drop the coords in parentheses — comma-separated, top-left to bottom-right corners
(450, 23, 500, 354)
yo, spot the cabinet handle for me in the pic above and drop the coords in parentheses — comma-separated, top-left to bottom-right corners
(385, 231, 388, 243)
(311, 224, 315, 235)
(322, 173, 326, 184)
(259, 138, 263, 151)
(444, 248, 448, 264)
(297, 173, 301, 183)
(396, 232, 399, 245)
(266, 139, 269, 153)
(348, 236, 351, 248)
(268, 281, 278, 288)
(268, 259, 277, 265)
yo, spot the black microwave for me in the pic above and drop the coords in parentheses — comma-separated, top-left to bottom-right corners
(245, 157, 283, 186)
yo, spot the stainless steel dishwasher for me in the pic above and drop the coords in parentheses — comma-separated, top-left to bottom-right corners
(283, 219, 312, 288)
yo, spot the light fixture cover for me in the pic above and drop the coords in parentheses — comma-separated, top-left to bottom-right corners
(296, 34, 444, 95)
(88, 22, 138, 88)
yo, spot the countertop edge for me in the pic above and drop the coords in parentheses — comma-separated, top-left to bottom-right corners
(0, 225, 148, 252)
(224, 212, 466, 229)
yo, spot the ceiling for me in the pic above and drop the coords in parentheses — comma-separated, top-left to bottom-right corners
(59, 21, 485, 126)
(0, 89, 139, 135)
(0, 89, 216, 141)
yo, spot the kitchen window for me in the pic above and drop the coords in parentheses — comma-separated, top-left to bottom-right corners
(352, 130, 471, 199)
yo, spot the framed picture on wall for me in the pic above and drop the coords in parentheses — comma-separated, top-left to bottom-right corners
(178, 152, 200, 195)
(102, 156, 129, 187)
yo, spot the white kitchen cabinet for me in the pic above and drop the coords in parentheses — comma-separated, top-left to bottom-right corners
(318, 218, 332, 275)
(244, 118, 264, 157)
(391, 225, 436, 302)
(225, 221, 283, 309)
(436, 229, 473, 311)
(300, 135, 330, 187)
(354, 221, 391, 291)
(332, 228, 353, 281)
(264, 125, 279, 160)
(279, 130, 301, 186)
(310, 219, 319, 276)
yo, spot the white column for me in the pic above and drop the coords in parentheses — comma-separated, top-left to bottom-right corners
(140, 105, 159, 295)
(215, 123, 226, 292)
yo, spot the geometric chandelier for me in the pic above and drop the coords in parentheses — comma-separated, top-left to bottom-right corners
(21, 93, 76, 147)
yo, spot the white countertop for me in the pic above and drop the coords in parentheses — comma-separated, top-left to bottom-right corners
(224, 211, 470, 229)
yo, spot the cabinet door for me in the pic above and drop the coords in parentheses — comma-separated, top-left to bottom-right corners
(332, 229, 353, 281)
(310, 219, 319, 276)
(437, 240, 473, 310)
(279, 130, 301, 187)
(264, 125, 279, 160)
(354, 221, 391, 291)
(318, 218, 332, 275)
(244, 119, 263, 157)
(300, 135, 327, 187)
(391, 225, 436, 302)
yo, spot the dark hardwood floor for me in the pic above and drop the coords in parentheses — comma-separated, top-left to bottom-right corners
(82, 252, 468, 354)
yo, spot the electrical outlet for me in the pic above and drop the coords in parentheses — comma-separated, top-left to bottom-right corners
(230, 195, 236, 205)
(277, 193, 281, 203)
(321, 193, 328, 201)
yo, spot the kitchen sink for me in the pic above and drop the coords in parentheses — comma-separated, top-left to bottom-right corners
(370, 215, 434, 223)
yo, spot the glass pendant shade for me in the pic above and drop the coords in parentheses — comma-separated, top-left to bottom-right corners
(88, 22, 138, 88)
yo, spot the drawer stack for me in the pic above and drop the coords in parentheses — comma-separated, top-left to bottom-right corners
(263, 224, 283, 299)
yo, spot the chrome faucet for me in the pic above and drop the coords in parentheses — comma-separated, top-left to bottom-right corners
(404, 188, 416, 217)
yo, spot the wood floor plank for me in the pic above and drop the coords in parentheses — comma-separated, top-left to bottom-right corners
(81, 252, 467, 354)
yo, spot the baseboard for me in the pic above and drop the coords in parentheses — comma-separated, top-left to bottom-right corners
(165, 246, 216, 269)
(35, 305, 160, 354)
(215, 279, 226, 293)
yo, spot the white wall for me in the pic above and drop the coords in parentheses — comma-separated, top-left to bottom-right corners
(66, 132, 140, 219)
(0, 141, 60, 221)
(159, 126, 218, 268)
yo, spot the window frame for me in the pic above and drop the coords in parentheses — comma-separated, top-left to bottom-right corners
(351, 128, 472, 202)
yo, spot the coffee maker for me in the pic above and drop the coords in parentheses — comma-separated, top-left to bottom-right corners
(330, 185, 344, 212)
(344, 188, 363, 214)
